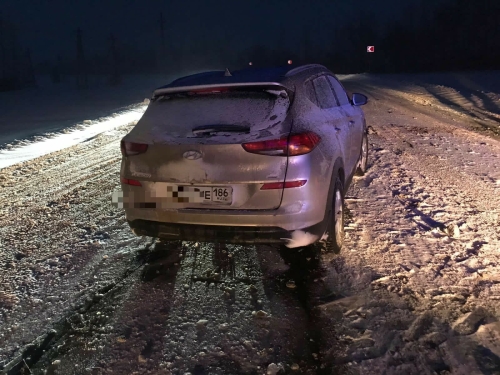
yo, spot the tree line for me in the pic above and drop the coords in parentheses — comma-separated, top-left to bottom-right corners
(0, 17, 36, 91)
(1, 0, 498, 91)
(247, 0, 499, 74)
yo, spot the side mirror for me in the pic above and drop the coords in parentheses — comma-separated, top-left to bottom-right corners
(352, 93, 368, 106)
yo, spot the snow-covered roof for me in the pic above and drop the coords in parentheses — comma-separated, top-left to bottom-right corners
(285, 64, 328, 76)
(155, 64, 329, 93)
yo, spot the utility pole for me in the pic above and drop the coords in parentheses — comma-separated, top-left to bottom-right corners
(159, 12, 166, 53)
(11, 26, 20, 89)
(277, 25, 288, 65)
(51, 55, 61, 84)
(76, 28, 88, 89)
(158, 12, 167, 71)
(57, 55, 64, 82)
(0, 15, 5, 82)
(25, 48, 36, 87)
(302, 29, 311, 64)
(109, 33, 120, 86)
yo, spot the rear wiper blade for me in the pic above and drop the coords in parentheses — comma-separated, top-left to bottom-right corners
(192, 124, 250, 136)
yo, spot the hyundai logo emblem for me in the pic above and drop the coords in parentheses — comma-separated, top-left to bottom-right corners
(183, 150, 202, 160)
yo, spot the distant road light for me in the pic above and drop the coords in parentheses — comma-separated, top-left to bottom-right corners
(249, 62, 253, 66)
(287, 60, 293, 65)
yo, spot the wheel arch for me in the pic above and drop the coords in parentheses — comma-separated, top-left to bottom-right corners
(313, 157, 345, 251)
(324, 157, 345, 220)
(290, 157, 345, 246)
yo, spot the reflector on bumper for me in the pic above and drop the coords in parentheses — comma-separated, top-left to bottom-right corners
(260, 180, 307, 190)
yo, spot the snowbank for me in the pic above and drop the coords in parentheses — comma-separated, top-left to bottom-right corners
(0, 105, 146, 169)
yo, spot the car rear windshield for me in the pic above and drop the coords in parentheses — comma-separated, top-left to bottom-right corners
(143, 87, 291, 137)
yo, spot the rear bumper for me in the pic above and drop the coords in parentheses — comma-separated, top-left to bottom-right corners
(119, 170, 332, 245)
(122, 199, 325, 232)
(127, 218, 328, 245)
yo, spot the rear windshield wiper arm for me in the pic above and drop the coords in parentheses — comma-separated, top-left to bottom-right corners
(192, 125, 250, 136)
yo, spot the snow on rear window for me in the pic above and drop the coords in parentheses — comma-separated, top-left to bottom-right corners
(135, 90, 290, 141)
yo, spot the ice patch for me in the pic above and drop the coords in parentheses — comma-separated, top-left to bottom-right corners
(282, 230, 319, 248)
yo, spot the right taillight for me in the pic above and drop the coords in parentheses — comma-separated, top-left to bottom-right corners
(121, 140, 148, 156)
(242, 132, 321, 156)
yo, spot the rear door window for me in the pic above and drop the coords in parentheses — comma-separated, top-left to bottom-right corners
(327, 75, 350, 106)
(312, 76, 337, 109)
(304, 80, 318, 106)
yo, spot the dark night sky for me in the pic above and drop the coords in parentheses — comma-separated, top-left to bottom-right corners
(1, 0, 447, 65)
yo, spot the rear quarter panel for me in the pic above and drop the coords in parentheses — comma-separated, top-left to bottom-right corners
(283, 92, 345, 222)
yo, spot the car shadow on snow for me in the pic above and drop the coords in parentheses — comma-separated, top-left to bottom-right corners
(25, 237, 500, 375)
(255, 244, 353, 375)
(96, 241, 338, 375)
(65, 240, 186, 375)
(7, 238, 183, 375)
(95, 240, 185, 374)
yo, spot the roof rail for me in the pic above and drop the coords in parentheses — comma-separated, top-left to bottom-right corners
(285, 64, 327, 76)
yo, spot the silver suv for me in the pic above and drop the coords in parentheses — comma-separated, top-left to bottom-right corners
(118, 64, 368, 253)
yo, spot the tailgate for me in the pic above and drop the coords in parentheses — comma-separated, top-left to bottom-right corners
(122, 85, 293, 210)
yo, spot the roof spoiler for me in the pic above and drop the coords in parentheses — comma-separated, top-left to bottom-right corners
(153, 82, 292, 98)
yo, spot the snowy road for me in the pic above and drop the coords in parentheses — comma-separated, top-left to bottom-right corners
(317, 76, 500, 374)
(1, 74, 500, 374)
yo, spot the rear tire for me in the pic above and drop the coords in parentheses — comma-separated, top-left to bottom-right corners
(355, 133, 368, 176)
(325, 177, 345, 254)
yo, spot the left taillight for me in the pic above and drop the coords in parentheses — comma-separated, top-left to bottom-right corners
(121, 140, 148, 156)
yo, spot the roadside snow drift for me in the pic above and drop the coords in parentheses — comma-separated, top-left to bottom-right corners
(0, 105, 147, 170)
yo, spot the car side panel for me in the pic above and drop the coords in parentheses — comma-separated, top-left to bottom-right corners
(283, 96, 347, 231)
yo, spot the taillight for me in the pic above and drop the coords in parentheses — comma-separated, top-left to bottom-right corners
(242, 137, 288, 156)
(288, 132, 321, 155)
(242, 132, 321, 156)
(121, 177, 142, 186)
(121, 140, 148, 156)
(260, 180, 307, 190)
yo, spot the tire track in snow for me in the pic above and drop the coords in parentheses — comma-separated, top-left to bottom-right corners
(0, 133, 124, 205)
(346, 76, 500, 139)
(161, 243, 274, 373)
(19, 241, 328, 375)
(0, 124, 139, 366)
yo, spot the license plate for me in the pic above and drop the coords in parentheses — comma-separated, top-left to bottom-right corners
(197, 186, 232, 204)
(166, 185, 232, 204)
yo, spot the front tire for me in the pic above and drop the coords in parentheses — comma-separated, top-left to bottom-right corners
(355, 133, 368, 176)
(325, 177, 345, 254)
